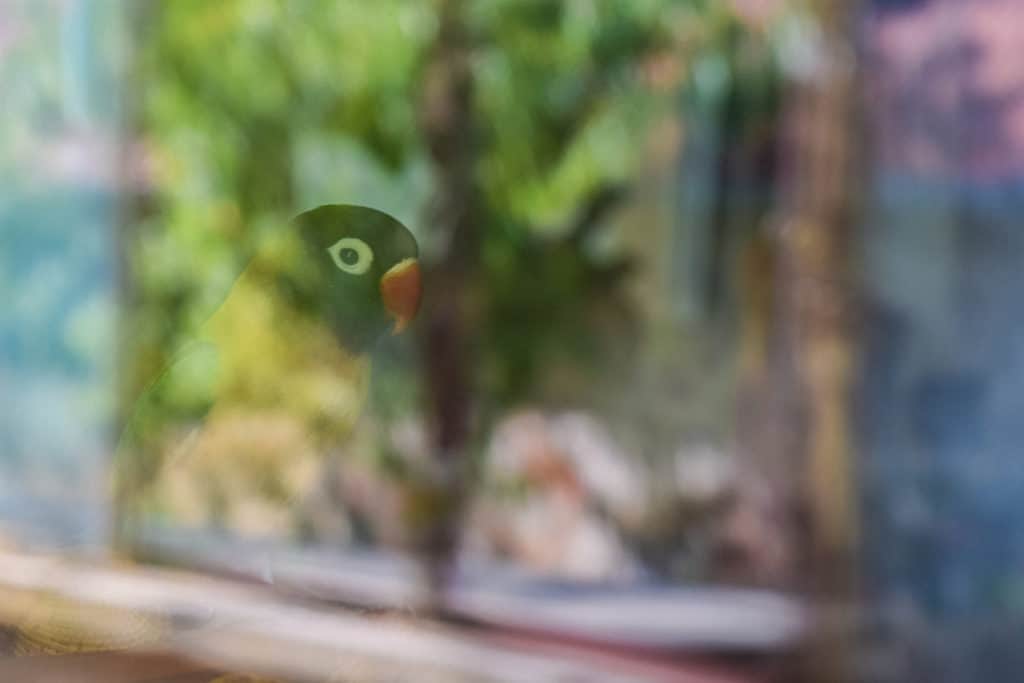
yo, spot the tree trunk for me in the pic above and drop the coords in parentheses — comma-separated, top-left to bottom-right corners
(734, 1, 863, 679)
(416, 0, 478, 609)
(782, 2, 863, 679)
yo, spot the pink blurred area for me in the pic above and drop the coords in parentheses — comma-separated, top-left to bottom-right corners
(869, 0, 1024, 178)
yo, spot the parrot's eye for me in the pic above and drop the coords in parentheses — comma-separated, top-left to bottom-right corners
(327, 237, 373, 275)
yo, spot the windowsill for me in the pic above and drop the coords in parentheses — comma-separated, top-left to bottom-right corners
(0, 543, 802, 681)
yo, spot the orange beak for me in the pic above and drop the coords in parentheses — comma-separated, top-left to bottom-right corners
(380, 258, 422, 334)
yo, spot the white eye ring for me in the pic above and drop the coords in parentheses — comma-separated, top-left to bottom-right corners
(327, 237, 373, 275)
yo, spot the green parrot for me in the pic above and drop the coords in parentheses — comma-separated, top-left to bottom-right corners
(10, 204, 421, 660)
(116, 202, 422, 541)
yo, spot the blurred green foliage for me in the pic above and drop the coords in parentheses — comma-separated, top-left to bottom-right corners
(130, 0, 693, 415)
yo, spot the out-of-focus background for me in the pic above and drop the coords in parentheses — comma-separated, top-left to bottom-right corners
(2, 0, 1024, 681)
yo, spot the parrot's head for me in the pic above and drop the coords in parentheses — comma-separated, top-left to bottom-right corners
(286, 204, 421, 352)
